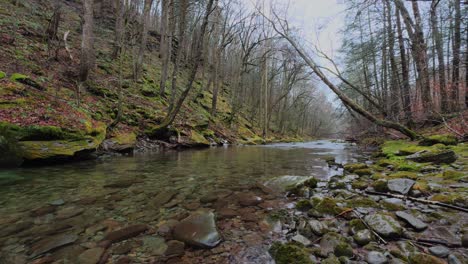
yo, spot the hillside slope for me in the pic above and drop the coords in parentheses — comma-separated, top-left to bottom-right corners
(0, 1, 304, 165)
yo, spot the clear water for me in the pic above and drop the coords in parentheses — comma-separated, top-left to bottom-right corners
(0, 140, 363, 262)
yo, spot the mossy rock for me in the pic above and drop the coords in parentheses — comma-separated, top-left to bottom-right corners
(0, 126, 23, 167)
(388, 171, 418, 180)
(355, 168, 372, 176)
(313, 197, 344, 216)
(430, 193, 468, 206)
(351, 181, 368, 190)
(406, 149, 457, 164)
(419, 134, 458, 146)
(380, 201, 405, 211)
(372, 180, 388, 192)
(303, 178, 318, 188)
(347, 197, 378, 208)
(10, 73, 28, 81)
(333, 242, 353, 257)
(349, 219, 367, 234)
(442, 170, 464, 181)
(296, 199, 312, 211)
(408, 252, 445, 264)
(344, 163, 367, 172)
(321, 255, 340, 264)
(189, 130, 210, 146)
(268, 242, 314, 264)
(0, 71, 6, 79)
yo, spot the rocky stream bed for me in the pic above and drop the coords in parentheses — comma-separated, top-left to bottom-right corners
(0, 139, 466, 264)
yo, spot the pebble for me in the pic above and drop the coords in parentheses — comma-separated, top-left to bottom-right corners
(291, 234, 311, 246)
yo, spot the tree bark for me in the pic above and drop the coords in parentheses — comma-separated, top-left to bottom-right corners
(451, 0, 461, 111)
(396, 8, 412, 123)
(159, 0, 171, 96)
(431, 0, 448, 113)
(134, 0, 153, 81)
(79, 0, 95, 82)
(112, 0, 125, 59)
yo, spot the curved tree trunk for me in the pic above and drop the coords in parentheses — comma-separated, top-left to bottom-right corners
(269, 20, 420, 140)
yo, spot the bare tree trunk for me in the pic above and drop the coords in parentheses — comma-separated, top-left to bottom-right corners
(385, 0, 400, 120)
(268, 16, 420, 140)
(394, 0, 432, 113)
(79, 0, 95, 82)
(451, 0, 461, 111)
(156, 0, 215, 129)
(431, 0, 448, 113)
(134, 0, 153, 81)
(168, 0, 188, 113)
(396, 8, 412, 124)
(159, 0, 171, 97)
(112, 0, 125, 59)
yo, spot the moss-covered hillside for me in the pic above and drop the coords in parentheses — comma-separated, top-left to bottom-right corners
(0, 1, 305, 165)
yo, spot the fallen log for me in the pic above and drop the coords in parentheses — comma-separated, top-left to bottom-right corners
(365, 190, 468, 213)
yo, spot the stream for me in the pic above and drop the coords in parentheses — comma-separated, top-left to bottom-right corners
(0, 140, 365, 263)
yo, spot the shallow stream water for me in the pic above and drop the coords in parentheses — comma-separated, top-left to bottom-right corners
(0, 140, 364, 263)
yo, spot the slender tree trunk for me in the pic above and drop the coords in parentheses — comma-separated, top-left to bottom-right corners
(135, 0, 153, 81)
(396, 9, 412, 123)
(385, 0, 400, 120)
(431, 0, 448, 113)
(79, 0, 94, 82)
(168, 0, 188, 113)
(112, 0, 125, 59)
(156, 0, 215, 129)
(451, 0, 461, 111)
(159, 0, 171, 96)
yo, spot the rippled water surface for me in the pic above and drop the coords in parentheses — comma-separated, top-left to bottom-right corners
(0, 140, 363, 263)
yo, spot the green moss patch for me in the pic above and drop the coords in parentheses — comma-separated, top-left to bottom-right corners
(0, 71, 6, 79)
(344, 163, 368, 172)
(268, 242, 313, 264)
(419, 134, 458, 146)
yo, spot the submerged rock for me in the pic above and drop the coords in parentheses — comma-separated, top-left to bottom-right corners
(102, 224, 148, 244)
(173, 210, 221, 248)
(77, 247, 105, 264)
(364, 213, 403, 239)
(236, 192, 262, 207)
(29, 233, 78, 258)
(263, 175, 314, 193)
(387, 179, 415, 195)
(395, 211, 427, 231)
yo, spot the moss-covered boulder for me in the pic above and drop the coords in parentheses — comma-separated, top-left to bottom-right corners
(372, 180, 389, 192)
(268, 242, 314, 264)
(344, 163, 367, 173)
(419, 134, 458, 146)
(1, 122, 106, 165)
(296, 199, 312, 211)
(406, 149, 457, 164)
(364, 213, 403, 239)
(101, 131, 137, 153)
(0, 71, 6, 79)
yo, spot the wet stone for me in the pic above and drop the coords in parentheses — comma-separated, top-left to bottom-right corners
(154, 190, 178, 208)
(353, 229, 372, 246)
(236, 192, 262, 207)
(420, 226, 460, 246)
(55, 207, 84, 220)
(49, 199, 65, 206)
(364, 213, 403, 239)
(31, 206, 56, 217)
(112, 242, 133, 255)
(395, 211, 427, 231)
(428, 245, 449, 258)
(448, 254, 463, 264)
(0, 221, 33, 237)
(200, 193, 218, 203)
(173, 210, 221, 248)
(367, 251, 387, 264)
(387, 179, 415, 195)
(77, 247, 105, 264)
(291, 234, 312, 246)
(141, 236, 167, 255)
(29, 233, 78, 258)
(308, 220, 328, 236)
(102, 224, 148, 244)
(462, 233, 468, 247)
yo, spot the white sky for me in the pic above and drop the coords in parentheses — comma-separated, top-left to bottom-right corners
(243, 0, 347, 102)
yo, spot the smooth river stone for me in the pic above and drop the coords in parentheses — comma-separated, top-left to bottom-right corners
(77, 247, 105, 264)
(173, 210, 221, 248)
(102, 224, 148, 243)
(263, 175, 314, 193)
(29, 233, 78, 258)
(395, 211, 427, 231)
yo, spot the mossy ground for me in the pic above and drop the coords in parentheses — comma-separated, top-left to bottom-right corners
(0, 0, 306, 161)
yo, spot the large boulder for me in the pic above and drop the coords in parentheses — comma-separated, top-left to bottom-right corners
(406, 150, 457, 164)
(173, 210, 221, 248)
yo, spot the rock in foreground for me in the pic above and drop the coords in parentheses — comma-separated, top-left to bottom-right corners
(173, 210, 221, 248)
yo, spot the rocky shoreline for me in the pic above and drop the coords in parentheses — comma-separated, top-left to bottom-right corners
(0, 137, 466, 263)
